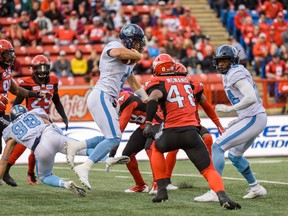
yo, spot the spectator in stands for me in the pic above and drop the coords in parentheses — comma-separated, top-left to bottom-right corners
(130, 7, 142, 24)
(234, 0, 259, 11)
(30, 1, 40, 21)
(267, 25, 283, 48)
(0, 0, 10, 17)
(0, 29, 7, 40)
(196, 35, 214, 58)
(179, 7, 198, 32)
(19, 11, 31, 31)
(181, 48, 202, 74)
(22, 21, 41, 47)
(241, 16, 254, 48)
(78, 1, 90, 25)
(113, 6, 130, 30)
(161, 6, 179, 32)
(252, 33, 271, 77)
(180, 38, 194, 60)
(55, 19, 77, 46)
(261, 0, 284, 19)
(62, 1, 73, 18)
(144, 27, 157, 47)
(149, 7, 158, 27)
(155, 0, 166, 17)
(53, 50, 73, 78)
(41, 0, 54, 13)
(91, 0, 104, 18)
(87, 50, 100, 78)
(11, 59, 23, 77)
(73, 0, 89, 13)
(104, 0, 122, 14)
(138, 14, 151, 30)
(234, 4, 251, 41)
(7, 20, 23, 47)
(265, 54, 287, 103)
(45, 1, 63, 25)
(258, 12, 270, 35)
(281, 26, 288, 52)
(100, 7, 115, 30)
(85, 16, 106, 44)
(34, 10, 53, 36)
(228, 36, 247, 66)
(133, 48, 153, 75)
(147, 39, 160, 58)
(152, 17, 165, 40)
(165, 37, 180, 59)
(71, 50, 88, 76)
(272, 12, 288, 35)
(201, 46, 215, 74)
(172, 0, 185, 16)
(190, 26, 203, 45)
(104, 29, 118, 43)
(68, 10, 85, 35)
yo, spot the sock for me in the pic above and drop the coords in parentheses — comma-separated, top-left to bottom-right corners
(165, 150, 178, 179)
(203, 135, 213, 156)
(201, 162, 225, 193)
(150, 142, 166, 181)
(28, 152, 36, 174)
(228, 153, 257, 185)
(8, 144, 27, 165)
(83, 159, 94, 170)
(40, 175, 65, 188)
(85, 136, 106, 149)
(126, 154, 145, 186)
(76, 148, 94, 156)
(88, 138, 120, 163)
(145, 148, 156, 182)
(212, 143, 225, 175)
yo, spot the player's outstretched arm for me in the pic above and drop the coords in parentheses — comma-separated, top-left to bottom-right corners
(9, 80, 39, 98)
(0, 138, 16, 180)
(109, 47, 143, 60)
(127, 74, 148, 102)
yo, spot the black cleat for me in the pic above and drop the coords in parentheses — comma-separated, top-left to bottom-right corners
(152, 188, 168, 203)
(217, 191, 241, 210)
(3, 172, 17, 187)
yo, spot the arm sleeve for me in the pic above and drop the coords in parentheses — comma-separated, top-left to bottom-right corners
(52, 85, 67, 120)
(119, 101, 138, 132)
(200, 99, 221, 126)
(231, 78, 257, 111)
(13, 85, 30, 105)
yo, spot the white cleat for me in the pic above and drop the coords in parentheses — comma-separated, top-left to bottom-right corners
(166, 184, 178, 190)
(105, 157, 114, 172)
(65, 181, 86, 197)
(149, 182, 158, 195)
(243, 185, 267, 199)
(74, 164, 91, 190)
(106, 155, 130, 167)
(194, 190, 219, 202)
(64, 140, 81, 168)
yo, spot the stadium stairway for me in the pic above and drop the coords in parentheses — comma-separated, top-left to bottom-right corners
(182, 0, 229, 48)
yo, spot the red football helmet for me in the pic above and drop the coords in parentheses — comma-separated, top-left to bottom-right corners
(152, 54, 176, 76)
(30, 55, 50, 81)
(175, 62, 188, 75)
(0, 39, 16, 67)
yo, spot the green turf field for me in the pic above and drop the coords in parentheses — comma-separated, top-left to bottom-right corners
(1, 157, 288, 216)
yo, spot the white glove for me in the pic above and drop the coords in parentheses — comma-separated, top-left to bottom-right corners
(215, 104, 235, 113)
(227, 118, 241, 128)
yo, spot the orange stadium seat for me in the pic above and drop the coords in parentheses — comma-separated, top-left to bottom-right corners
(14, 46, 28, 56)
(76, 44, 92, 54)
(58, 45, 77, 55)
(17, 56, 32, 66)
(122, 5, 151, 15)
(92, 44, 105, 54)
(42, 45, 60, 55)
(28, 46, 44, 56)
(0, 17, 19, 26)
(42, 35, 55, 45)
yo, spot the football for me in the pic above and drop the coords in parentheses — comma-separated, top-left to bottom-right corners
(121, 59, 136, 65)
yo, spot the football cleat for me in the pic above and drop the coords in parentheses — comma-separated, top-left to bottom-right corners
(3, 172, 17, 187)
(64, 140, 81, 168)
(152, 188, 169, 203)
(166, 184, 178, 190)
(243, 185, 267, 199)
(217, 191, 241, 210)
(74, 164, 91, 190)
(194, 190, 219, 202)
(27, 173, 39, 185)
(66, 181, 86, 197)
(106, 155, 130, 167)
(149, 182, 158, 195)
(124, 184, 149, 193)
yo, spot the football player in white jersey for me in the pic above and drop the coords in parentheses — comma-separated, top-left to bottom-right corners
(195, 45, 267, 202)
(64, 24, 149, 190)
(0, 105, 86, 196)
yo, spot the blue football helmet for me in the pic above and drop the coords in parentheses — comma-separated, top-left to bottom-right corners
(213, 45, 239, 74)
(119, 24, 145, 52)
(10, 104, 28, 121)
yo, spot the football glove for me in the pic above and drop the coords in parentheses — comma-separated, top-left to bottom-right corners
(215, 104, 234, 113)
(143, 122, 154, 138)
(38, 91, 53, 99)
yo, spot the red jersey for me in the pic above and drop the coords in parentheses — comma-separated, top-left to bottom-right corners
(17, 75, 59, 113)
(0, 66, 12, 97)
(189, 79, 204, 124)
(265, 60, 287, 77)
(145, 76, 199, 129)
(118, 91, 162, 132)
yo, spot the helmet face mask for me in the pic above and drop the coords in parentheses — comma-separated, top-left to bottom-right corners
(213, 45, 239, 74)
(119, 24, 145, 52)
(30, 55, 50, 83)
(10, 104, 28, 121)
(0, 40, 15, 67)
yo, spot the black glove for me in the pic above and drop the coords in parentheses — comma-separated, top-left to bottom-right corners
(143, 122, 154, 138)
(63, 118, 69, 131)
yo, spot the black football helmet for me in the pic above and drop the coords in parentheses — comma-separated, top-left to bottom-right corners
(10, 104, 28, 121)
(119, 24, 145, 52)
(213, 45, 239, 74)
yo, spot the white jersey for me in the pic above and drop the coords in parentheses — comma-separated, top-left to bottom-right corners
(94, 41, 135, 98)
(222, 64, 266, 119)
(3, 108, 49, 149)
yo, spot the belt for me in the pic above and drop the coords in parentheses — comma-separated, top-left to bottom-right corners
(31, 135, 42, 152)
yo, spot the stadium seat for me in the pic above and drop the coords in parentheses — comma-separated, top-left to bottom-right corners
(17, 56, 32, 66)
(42, 35, 56, 45)
(92, 44, 105, 54)
(42, 45, 60, 55)
(0, 17, 18, 26)
(28, 46, 44, 56)
(76, 44, 93, 54)
(14, 46, 28, 56)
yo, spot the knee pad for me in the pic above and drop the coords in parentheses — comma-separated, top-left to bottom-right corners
(228, 153, 249, 173)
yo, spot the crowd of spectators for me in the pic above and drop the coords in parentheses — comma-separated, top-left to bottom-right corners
(0, 0, 218, 77)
